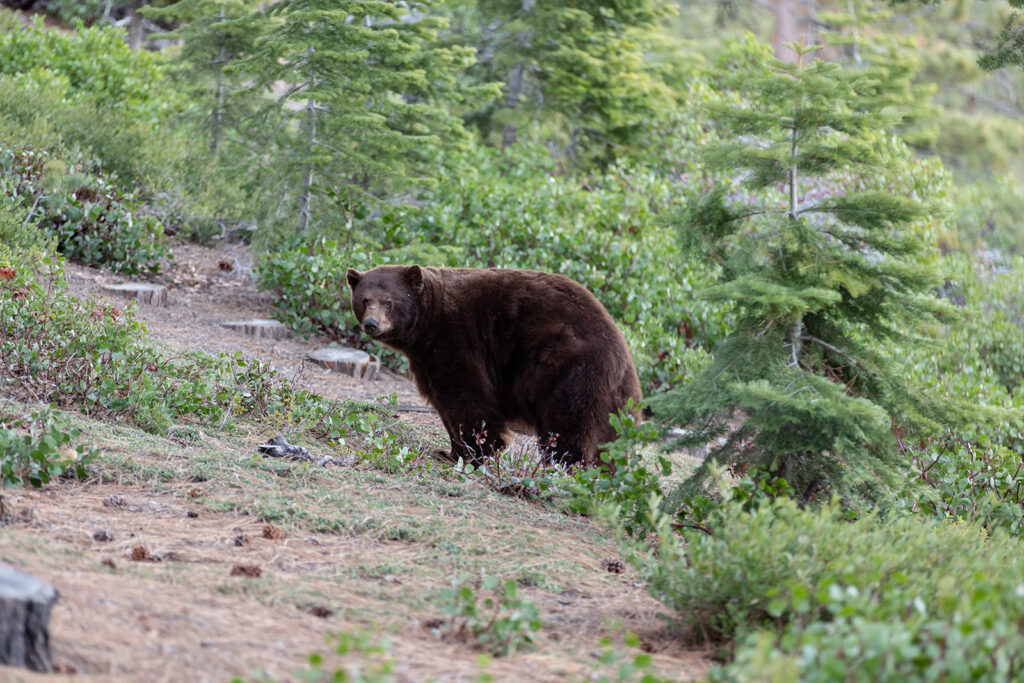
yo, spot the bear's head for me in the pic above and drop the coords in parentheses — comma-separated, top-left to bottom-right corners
(346, 265, 425, 347)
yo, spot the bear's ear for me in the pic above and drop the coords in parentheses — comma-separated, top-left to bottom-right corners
(404, 265, 424, 292)
(346, 268, 362, 291)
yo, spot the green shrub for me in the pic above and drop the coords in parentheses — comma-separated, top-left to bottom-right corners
(435, 576, 542, 657)
(0, 146, 167, 274)
(0, 20, 167, 114)
(950, 174, 1024, 256)
(569, 402, 669, 537)
(0, 196, 52, 268)
(299, 631, 396, 683)
(0, 263, 300, 432)
(0, 406, 96, 488)
(643, 498, 1024, 680)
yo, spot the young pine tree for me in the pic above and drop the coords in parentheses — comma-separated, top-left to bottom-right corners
(651, 37, 954, 506)
(144, 0, 264, 154)
(235, 0, 485, 235)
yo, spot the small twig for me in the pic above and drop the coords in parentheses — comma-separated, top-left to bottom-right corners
(671, 521, 713, 536)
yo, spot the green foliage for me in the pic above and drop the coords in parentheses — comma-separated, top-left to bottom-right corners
(0, 406, 96, 488)
(0, 146, 167, 274)
(951, 174, 1024, 256)
(144, 0, 264, 155)
(651, 37, 958, 507)
(0, 196, 52, 269)
(571, 401, 668, 537)
(911, 434, 1024, 535)
(446, 0, 678, 166)
(254, 238, 365, 342)
(592, 632, 672, 683)
(0, 263, 316, 434)
(642, 497, 1024, 681)
(436, 576, 542, 657)
(401, 143, 723, 391)
(231, 0, 484, 235)
(302, 632, 396, 683)
(253, 239, 412, 370)
(0, 20, 169, 116)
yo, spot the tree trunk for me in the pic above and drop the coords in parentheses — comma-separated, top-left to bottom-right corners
(0, 565, 58, 673)
(298, 45, 317, 234)
(128, 0, 144, 50)
(771, 0, 818, 63)
(211, 10, 228, 153)
(501, 0, 534, 149)
(501, 61, 525, 149)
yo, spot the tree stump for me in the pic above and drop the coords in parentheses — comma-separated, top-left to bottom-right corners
(0, 565, 58, 673)
(307, 347, 381, 380)
(222, 319, 289, 340)
(101, 282, 167, 307)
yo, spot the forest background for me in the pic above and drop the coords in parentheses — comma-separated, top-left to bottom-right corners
(3, 0, 1024, 679)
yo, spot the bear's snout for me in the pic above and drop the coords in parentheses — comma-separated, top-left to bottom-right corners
(363, 317, 379, 334)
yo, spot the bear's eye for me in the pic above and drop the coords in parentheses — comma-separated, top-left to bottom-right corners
(385, 300, 393, 310)
(361, 298, 368, 308)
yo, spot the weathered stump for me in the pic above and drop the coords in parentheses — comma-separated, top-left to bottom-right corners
(222, 319, 289, 340)
(0, 565, 58, 672)
(307, 347, 380, 380)
(101, 282, 167, 307)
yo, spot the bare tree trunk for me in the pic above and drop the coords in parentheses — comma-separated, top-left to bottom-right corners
(211, 10, 227, 153)
(501, 61, 524, 148)
(771, 0, 818, 63)
(501, 0, 534, 149)
(298, 45, 316, 235)
(128, 0, 144, 50)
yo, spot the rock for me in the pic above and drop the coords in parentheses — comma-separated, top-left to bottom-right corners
(101, 282, 168, 307)
(222, 319, 289, 340)
(257, 434, 311, 460)
(306, 347, 380, 380)
(256, 434, 357, 468)
(0, 564, 58, 672)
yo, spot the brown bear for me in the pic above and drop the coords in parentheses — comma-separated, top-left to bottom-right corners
(346, 265, 642, 467)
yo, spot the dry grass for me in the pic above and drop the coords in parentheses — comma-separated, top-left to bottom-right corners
(0, 417, 711, 682)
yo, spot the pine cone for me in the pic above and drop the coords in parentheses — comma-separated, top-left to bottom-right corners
(601, 557, 626, 574)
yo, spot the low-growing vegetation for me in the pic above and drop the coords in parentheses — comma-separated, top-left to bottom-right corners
(645, 496, 1024, 681)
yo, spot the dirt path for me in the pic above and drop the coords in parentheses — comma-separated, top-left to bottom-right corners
(62, 243, 439, 430)
(1, 479, 710, 682)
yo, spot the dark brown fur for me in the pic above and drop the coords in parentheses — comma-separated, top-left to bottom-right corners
(346, 265, 642, 468)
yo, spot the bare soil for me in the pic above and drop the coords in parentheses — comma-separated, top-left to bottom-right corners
(0, 244, 712, 682)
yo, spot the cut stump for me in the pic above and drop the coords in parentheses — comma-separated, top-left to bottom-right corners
(307, 347, 380, 380)
(0, 564, 58, 673)
(222, 319, 288, 340)
(101, 282, 167, 307)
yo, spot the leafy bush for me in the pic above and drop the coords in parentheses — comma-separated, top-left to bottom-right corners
(0, 196, 52, 268)
(435, 576, 542, 657)
(643, 498, 1024, 681)
(0, 20, 167, 115)
(0, 406, 96, 488)
(402, 144, 721, 391)
(0, 263, 307, 433)
(950, 174, 1024, 256)
(570, 402, 669, 536)
(301, 631, 396, 683)
(0, 146, 166, 274)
